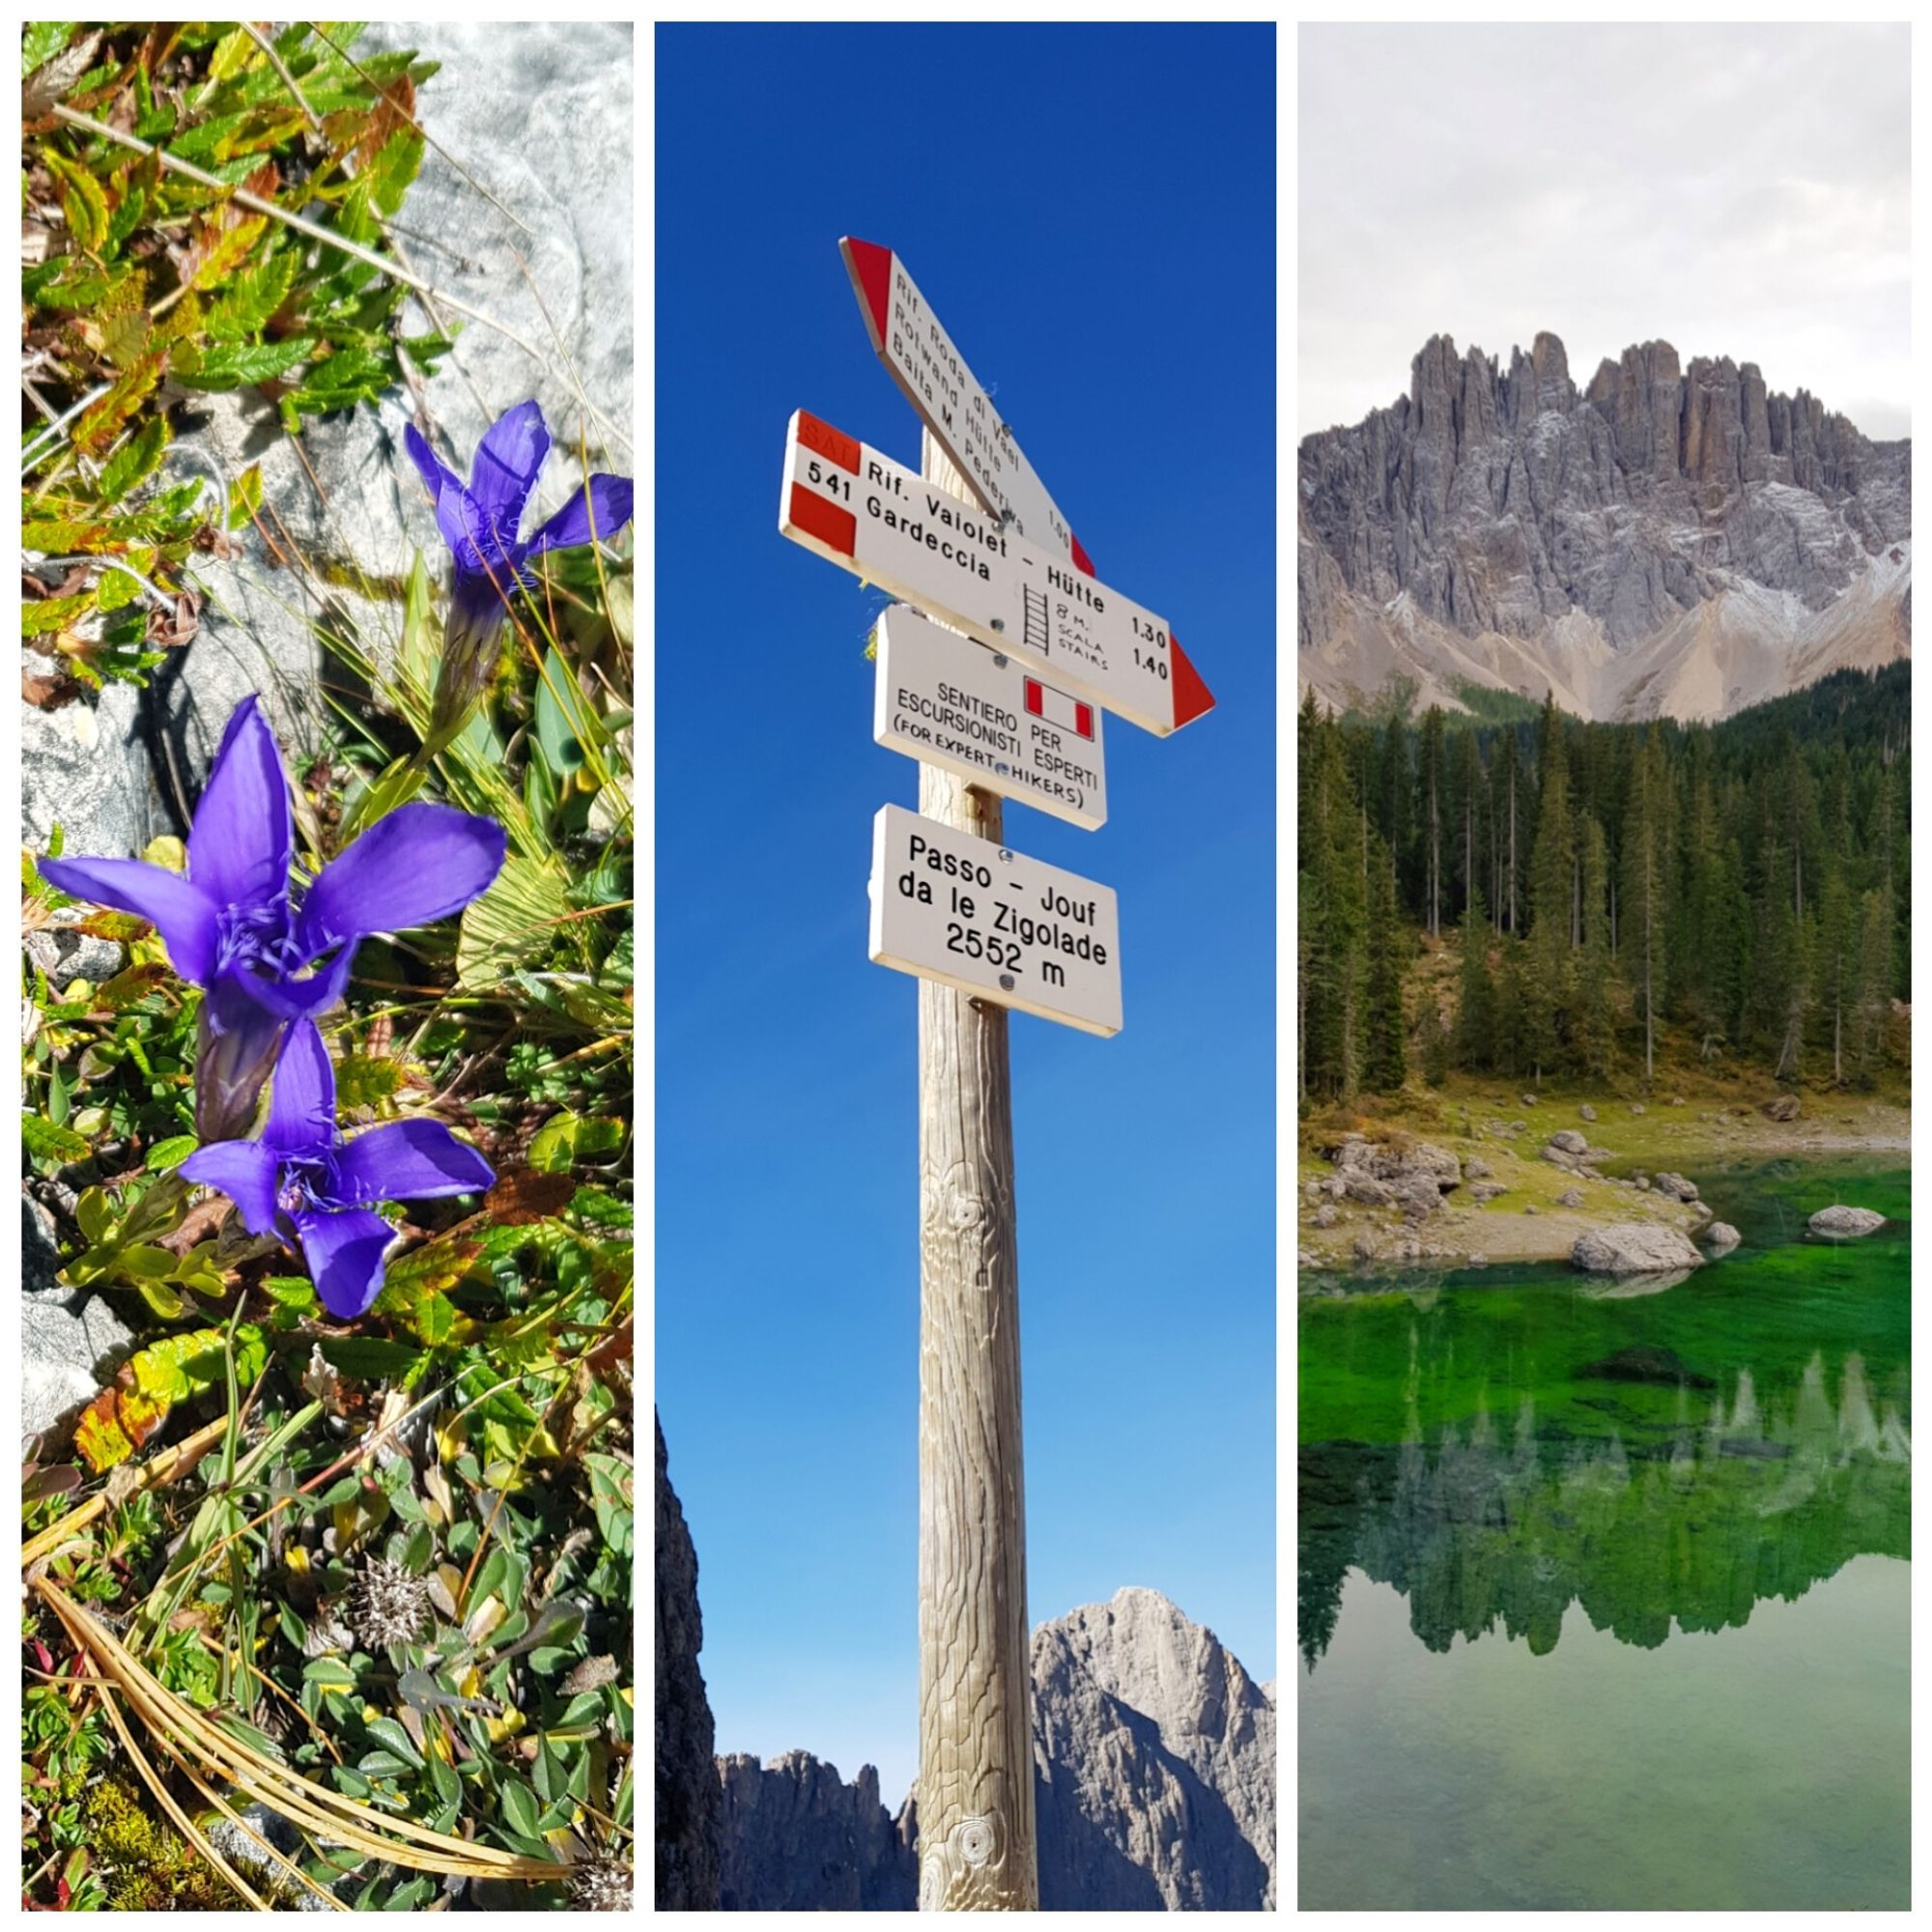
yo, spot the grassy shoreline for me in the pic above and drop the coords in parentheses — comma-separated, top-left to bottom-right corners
(1297, 1074, 1909, 1270)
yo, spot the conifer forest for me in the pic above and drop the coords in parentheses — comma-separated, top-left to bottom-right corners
(1297, 664, 1912, 1100)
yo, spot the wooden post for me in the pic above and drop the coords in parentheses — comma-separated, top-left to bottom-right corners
(914, 428, 1039, 1912)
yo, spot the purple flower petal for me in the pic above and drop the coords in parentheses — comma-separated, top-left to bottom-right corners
(263, 1018, 337, 1156)
(407, 423, 488, 560)
(327, 1119, 495, 1208)
(295, 1206, 395, 1320)
(468, 401, 551, 534)
(180, 1139, 282, 1236)
(36, 857, 219, 984)
(187, 696, 294, 913)
(195, 970, 285, 1142)
(526, 473, 634, 556)
(298, 805, 506, 955)
(243, 944, 358, 1024)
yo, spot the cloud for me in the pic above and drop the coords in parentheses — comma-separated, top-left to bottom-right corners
(1298, 24, 1910, 440)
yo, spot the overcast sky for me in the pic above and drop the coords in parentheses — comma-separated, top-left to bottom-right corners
(1298, 24, 1910, 441)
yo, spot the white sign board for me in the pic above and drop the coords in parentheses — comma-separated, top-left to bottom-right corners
(781, 410, 1213, 738)
(841, 237, 1079, 563)
(875, 606, 1107, 832)
(867, 804, 1122, 1037)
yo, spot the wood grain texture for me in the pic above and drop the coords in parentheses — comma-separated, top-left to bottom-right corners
(915, 430, 1039, 1912)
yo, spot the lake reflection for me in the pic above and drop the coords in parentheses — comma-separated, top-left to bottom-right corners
(1298, 1159, 1910, 1911)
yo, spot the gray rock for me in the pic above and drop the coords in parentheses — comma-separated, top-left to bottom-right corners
(1630, 1102, 1646, 1115)
(1299, 329, 1909, 724)
(1762, 1094, 1802, 1122)
(1332, 1137, 1461, 1191)
(1577, 1103, 1597, 1121)
(1031, 1589, 1274, 1911)
(1808, 1205, 1887, 1238)
(1520, 1094, 1539, 1106)
(1556, 1188, 1585, 1208)
(1670, 1095, 1686, 1106)
(656, 1413, 722, 1910)
(1547, 1129, 1589, 1154)
(1313, 1203, 1338, 1229)
(1523, 1204, 1538, 1215)
(1700, 1222, 1742, 1252)
(1463, 1156, 1492, 1179)
(716, 1753, 913, 1912)
(20, 680, 160, 861)
(1469, 1181, 1508, 1204)
(1570, 1226, 1705, 1275)
(22, 1214, 135, 1446)
(1651, 1172, 1700, 1202)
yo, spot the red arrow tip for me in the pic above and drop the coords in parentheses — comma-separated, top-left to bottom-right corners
(839, 237, 893, 353)
(1170, 635, 1215, 730)
(1069, 532, 1097, 579)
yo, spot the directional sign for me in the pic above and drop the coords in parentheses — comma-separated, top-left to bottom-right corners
(840, 237, 1086, 566)
(875, 607, 1106, 832)
(781, 410, 1214, 738)
(867, 805, 1122, 1037)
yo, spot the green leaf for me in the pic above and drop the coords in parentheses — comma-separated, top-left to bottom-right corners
(527, 1112, 624, 1175)
(456, 853, 571, 990)
(319, 1336, 424, 1381)
(303, 1657, 358, 1691)
(146, 1134, 199, 1173)
(22, 594, 93, 638)
(533, 647, 599, 776)
(368, 128, 425, 217)
(22, 22, 76, 74)
(44, 152, 108, 255)
(363, 1717, 424, 1769)
(23, 1115, 90, 1164)
(97, 413, 173, 502)
(172, 336, 316, 392)
(203, 245, 298, 343)
(497, 1777, 542, 1842)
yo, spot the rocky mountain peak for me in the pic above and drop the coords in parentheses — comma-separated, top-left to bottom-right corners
(1300, 327, 1910, 722)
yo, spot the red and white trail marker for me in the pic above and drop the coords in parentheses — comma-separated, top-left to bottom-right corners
(875, 605, 1106, 831)
(780, 409, 1214, 739)
(840, 238, 1089, 567)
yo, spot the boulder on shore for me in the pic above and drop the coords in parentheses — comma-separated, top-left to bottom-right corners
(1808, 1206, 1886, 1238)
(1651, 1172, 1700, 1203)
(1700, 1222, 1742, 1253)
(1570, 1226, 1704, 1276)
(1761, 1094, 1802, 1122)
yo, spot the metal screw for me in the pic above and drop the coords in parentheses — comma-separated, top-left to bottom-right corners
(998, 975, 1015, 991)
(998, 849, 1013, 864)
(993, 761, 1009, 777)
(991, 653, 1008, 668)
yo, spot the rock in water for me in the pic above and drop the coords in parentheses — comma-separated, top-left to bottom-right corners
(1032, 1589, 1274, 1911)
(1570, 1226, 1705, 1275)
(1809, 1205, 1887, 1237)
(1577, 1345, 1717, 1390)
(716, 1755, 916, 1911)
(656, 1414, 722, 1910)
(1701, 1222, 1743, 1252)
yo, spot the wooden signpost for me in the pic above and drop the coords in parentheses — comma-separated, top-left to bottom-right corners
(781, 243, 1213, 1912)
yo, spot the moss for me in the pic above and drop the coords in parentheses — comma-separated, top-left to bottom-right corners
(85, 1776, 244, 1910)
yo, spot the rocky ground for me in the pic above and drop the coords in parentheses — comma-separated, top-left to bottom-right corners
(1296, 1086, 1908, 1274)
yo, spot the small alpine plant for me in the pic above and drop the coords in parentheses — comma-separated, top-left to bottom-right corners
(404, 399, 634, 749)
(38, 696, 505, 1141)
(180, 1019, 494, 1319)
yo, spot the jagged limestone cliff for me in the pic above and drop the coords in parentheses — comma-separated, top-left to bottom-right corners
(1299, 332, 1910, 722)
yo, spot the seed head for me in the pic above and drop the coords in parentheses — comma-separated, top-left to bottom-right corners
(568, 1855, 632, 1912)
(351, 1557, 432, 1648)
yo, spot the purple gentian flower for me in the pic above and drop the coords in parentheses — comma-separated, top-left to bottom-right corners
(181, 1020, 493, 1319)
(38, 696, 505, 1142)
(405, 400, 634, 747)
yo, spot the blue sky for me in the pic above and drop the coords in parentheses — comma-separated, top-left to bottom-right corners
(655, 23, 1275, 1804)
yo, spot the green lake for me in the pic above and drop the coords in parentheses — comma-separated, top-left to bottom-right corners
(1297, 1156, 1910, 1912)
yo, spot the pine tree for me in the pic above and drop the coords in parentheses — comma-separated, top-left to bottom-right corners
(1454, 879, 1496, 1071)
(1417, 706, 1446, 938)
(1576, 813, 1617, 1078)
(1620, 732, 1669, 1088)
(1359, 829, 1406, 1093)
(1524, 699, 1576, 1077)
